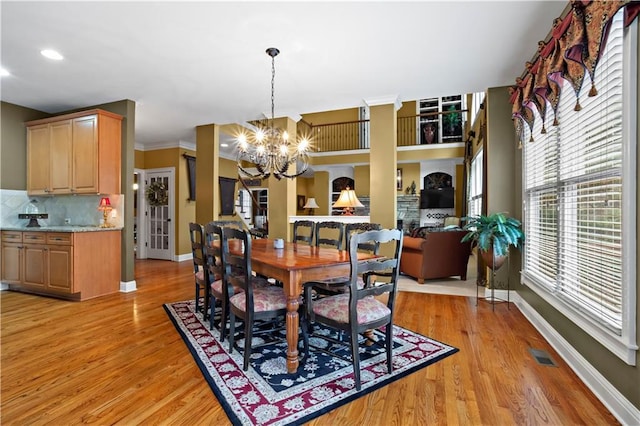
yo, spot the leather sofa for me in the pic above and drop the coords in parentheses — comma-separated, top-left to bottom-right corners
(400, 228, 472, 283)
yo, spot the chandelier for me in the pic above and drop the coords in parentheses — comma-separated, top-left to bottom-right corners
(236, 48, 311, 180)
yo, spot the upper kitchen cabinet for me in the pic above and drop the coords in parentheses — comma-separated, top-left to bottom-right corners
(26, 109, 123, 195)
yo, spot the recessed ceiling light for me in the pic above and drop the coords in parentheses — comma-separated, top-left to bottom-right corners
(0, 68, 9, 77)
(41, 49, 64, 60)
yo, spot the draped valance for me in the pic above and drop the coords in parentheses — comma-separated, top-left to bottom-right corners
(510, 0, 640, 144)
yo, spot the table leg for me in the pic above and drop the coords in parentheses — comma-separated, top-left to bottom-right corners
(285, 295, 300, 373)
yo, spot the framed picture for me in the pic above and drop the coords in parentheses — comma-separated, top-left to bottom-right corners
(297, 195, 306, 210)
(396, 169, 403, 190)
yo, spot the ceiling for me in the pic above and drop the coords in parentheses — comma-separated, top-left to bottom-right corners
(1, 1, 566, 152)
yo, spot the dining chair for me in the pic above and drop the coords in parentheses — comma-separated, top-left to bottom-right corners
(302, 228, 404, 391)
(188, 222, 208, 317)
(293, 220, 315, 245)
(303, 222, 383, 297)
(223, 227, 288, 370)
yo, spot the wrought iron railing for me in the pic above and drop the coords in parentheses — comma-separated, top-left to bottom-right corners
(301, 109, 467, 153)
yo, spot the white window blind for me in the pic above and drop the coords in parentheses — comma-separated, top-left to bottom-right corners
(522, 10, 636, 363)
(468, 150, 483, 217)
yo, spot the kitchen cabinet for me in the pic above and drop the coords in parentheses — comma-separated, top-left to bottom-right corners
(22, 232, 47, 289)
(1, 229, 120, 301)
(1, 231, 23, 284)
(26, 109, 122, 195)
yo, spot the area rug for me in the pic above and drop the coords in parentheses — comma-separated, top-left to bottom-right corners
(164, 300, 458, 426)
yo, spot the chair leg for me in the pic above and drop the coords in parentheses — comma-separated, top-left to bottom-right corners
(385, 325, 393, 375)
(350, 328, 361, 391)
(209, 295, 216, 331)
(195, 283, 200, 315)
(300, 313, 309, 362)
(219, 299, 228, 341)
(203, 285, 211, 321)
(243, 318, 253, 371)
(228, 313, 236, 353)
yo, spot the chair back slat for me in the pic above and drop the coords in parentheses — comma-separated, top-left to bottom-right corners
(315, 221, 344, 249)
(189, 223, 206, 272)
(293, 220, 315, 245)
(203, 223, 224, 285)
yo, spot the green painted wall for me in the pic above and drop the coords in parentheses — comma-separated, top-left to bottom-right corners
(0, 102, 51, 190)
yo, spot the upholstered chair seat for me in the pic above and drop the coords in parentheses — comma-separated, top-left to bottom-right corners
(311, 294, 390, 325)
(229, 286, 287, 313)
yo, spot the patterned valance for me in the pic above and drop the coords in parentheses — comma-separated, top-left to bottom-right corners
(510, 0, 640, 145)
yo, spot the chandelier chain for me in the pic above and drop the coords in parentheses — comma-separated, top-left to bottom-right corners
(271, 53, 275, 130)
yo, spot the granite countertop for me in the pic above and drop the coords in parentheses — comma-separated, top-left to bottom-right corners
(1, 225, 123, 232)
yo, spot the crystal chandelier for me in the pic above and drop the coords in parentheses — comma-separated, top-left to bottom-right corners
(236, 48, 311, 180)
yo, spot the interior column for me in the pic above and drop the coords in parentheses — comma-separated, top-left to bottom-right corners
(368, 100, 399, 230)
(195, 123, 220, 224)
(267, 117, 297, 241)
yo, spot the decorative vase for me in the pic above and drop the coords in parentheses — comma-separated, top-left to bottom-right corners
(481, 247, 507, 270)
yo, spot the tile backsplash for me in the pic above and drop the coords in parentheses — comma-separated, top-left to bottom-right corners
(0, 189, 124, 228)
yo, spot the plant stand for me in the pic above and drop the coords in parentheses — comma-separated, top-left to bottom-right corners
(476, 252, 510, 311)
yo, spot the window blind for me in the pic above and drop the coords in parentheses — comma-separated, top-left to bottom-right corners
(523, 11, 625, 334)
(468, 150, 483, 217)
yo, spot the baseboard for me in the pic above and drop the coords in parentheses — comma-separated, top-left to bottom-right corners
(120, 280, 137, 293)
(0, 283, 8, 291)
(514, 293, 640, 425)
(176, 253, 192, 262)
(478, 287, 511, 304)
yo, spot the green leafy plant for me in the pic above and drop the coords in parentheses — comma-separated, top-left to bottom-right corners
(461, 212, 524, 257)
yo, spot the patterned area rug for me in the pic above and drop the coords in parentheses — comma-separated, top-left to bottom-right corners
(164, 300, 458, 426)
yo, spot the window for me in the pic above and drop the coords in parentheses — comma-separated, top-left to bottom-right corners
(522, 11, 637, 364)
(468, 150, 483, 217)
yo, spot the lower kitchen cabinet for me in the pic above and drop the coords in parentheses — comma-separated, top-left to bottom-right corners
(1, 229, 120, 301)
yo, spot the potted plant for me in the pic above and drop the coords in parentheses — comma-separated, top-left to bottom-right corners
(461, 212, 525, 270)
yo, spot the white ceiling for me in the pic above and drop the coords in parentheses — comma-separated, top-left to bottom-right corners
(1, 1, 566, 149)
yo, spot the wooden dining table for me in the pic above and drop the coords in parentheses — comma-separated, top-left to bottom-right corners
(228, 238, 377, 374)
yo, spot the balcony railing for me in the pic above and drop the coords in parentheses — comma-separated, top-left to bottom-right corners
(302, 109, 467, 153)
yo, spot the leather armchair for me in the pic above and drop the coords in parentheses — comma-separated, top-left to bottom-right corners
(399, 229, 471, 283)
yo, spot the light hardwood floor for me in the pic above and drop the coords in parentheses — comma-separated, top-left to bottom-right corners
(1, 259, 618, 425)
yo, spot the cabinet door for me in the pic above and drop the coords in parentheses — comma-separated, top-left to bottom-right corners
(27, 124, 51, 195)
(1, 243, 22, 284)
(72, 115, 99, 193)
(49, 119, 73, 194)
(47, 245, 73, 293)
(22, 245, 47, 288)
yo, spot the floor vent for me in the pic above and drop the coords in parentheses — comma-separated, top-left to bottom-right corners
(528, 348, 558, 367)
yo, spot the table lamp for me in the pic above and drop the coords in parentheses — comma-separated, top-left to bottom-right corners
(98, 197, 114, 228)
(332, 187, 363, 215)
(302, 197, 319, 215)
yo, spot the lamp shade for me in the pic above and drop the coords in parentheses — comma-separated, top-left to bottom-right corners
(98, 197, 112, 210)
(303, 197, 319, 209)
(332, 188, 364, 209)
